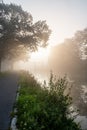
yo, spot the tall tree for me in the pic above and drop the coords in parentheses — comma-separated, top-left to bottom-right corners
(0, 3, 51, 71)
(49, 28, 87, 115)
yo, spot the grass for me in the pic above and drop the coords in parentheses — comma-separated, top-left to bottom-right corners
(0, 71, 10, 77)
(15, 71, 81, 130)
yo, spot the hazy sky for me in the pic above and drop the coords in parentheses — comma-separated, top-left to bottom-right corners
(4, 0, 87, 45)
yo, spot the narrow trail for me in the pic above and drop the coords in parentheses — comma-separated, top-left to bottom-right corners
(0, 73, 19, 130)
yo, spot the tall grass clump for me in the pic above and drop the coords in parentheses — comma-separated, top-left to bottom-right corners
(16, 71, 81, 130)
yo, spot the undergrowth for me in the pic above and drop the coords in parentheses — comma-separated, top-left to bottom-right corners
(16, 71, 81, 130)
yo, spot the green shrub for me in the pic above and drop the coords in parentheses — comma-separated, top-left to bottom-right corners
(16, 72, 81, 130)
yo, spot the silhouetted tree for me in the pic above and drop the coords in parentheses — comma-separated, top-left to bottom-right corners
(49, 38, 81, 78)
(49, 28, 87, 116)
(0, 3, 51, 71)
(49, 28, 87, 79)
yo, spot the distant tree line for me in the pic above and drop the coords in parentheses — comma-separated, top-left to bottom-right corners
(49, 28, 87, 81)
(49, 28, 87, 115)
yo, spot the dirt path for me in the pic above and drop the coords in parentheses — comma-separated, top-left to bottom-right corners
(0, 73, 19, 130)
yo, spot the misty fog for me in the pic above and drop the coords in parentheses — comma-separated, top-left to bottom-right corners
(1, 1, 87, 129)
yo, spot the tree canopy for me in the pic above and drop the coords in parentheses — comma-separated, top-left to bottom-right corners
(0, 2, 51, 69)
(49, 28, 87, 78)
(48, 28, 87, 116)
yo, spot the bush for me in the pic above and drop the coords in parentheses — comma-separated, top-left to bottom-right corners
(16, 72, 81, 130)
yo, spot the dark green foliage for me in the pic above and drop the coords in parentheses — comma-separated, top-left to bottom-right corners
(0, 2, 51, 69)
(16, 72, 81, 130)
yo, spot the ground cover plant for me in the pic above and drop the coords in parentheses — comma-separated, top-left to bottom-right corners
(16, 71, 81, 130)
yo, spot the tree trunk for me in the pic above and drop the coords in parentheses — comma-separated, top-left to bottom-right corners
(10, 63, 14, 71)
(0, 57, 2, 72)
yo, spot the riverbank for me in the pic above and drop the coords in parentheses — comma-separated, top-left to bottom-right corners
(15, 71, 81, 130)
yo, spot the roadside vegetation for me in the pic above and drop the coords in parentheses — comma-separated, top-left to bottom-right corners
(0, 71, 10, 77)
(15, 71, 81, 130)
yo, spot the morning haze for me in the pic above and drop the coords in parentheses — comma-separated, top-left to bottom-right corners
(0, 0, 87, 129)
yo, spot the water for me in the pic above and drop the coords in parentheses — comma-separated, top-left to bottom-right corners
(75, 116, 87, 130)
(29, 71, 87, 129)
(33, 73, 49, 85)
